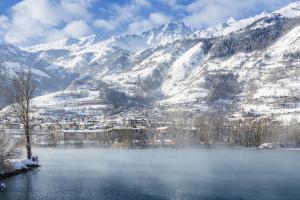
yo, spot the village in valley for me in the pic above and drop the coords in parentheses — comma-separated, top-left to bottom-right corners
(0, 107, 186, 148)
(1, 105, 300, 149)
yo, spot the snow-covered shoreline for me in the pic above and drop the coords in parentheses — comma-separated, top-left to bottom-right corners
(0, 158, 40, 181)
(12, 158, 39, 170)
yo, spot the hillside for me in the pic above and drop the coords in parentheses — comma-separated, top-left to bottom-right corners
(1, 2, 300, 121)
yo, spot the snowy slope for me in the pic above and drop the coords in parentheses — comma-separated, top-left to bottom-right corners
(0, 43, 78, 102)
(1, 2, 300, 121)
(161, 42, 206, 96)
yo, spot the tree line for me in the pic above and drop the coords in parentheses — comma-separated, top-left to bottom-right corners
(162, 112, 300, 147)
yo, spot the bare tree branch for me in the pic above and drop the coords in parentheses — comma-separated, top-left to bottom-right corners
(6, 65, 36, 159)
(0, 132, 22, 173)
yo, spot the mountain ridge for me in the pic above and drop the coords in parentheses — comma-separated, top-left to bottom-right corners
(1, 2, 300, 121)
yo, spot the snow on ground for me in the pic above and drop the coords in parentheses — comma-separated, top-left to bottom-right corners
(277, 113, 300, 122)
(219, 12, 269, 35)
(101, 48, 174, 91)
(192, 1, 300, 41)
(258, 143, 275, 149)
(103, 35, 148, 52)
(193, 12, 270, 39)
(161, 42, 205, 96)
(269, 25, 300, 56)
(160, 87, 209, 105)
(242, 103, 300, 119)
(276, 1, 300, 18)
(2, 61, 50, 78)
(12, 158, 39, 170)
(25, 37, 81, 52)
(30, 89, 109, 117)
(254, 85, 290, 98)
(31, 68, 50, 78)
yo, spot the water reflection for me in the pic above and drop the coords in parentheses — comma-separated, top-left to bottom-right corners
(1, 148, 300, 200)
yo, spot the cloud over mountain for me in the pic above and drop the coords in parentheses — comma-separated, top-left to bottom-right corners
(0, 0, 298, 46)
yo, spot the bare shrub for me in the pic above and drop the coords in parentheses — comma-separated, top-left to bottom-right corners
(0, 132, 21, 173)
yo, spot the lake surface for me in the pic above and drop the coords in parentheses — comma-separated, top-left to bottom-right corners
(1, 147, 300, 200)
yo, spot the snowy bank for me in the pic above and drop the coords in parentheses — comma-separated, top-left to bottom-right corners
(258, 143, 275, 149)
(257, 143, 293, 150)
(0, 183, 5, 191)
(0, 156, 40, 181)
(13, 156, 39, 170)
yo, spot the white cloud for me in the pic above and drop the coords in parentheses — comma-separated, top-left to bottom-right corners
(12, 0, 63, 26)
(112, 3, 142, 23)
(159, 0, 177, 6)
(128, 20, 152, 33)
(0, 0, 155, 45)
(157, 0, 185, 11)
(0, 16, 9, 30)
(183, 0, 296, 28)
(63, 20, 92, 38)
(0, 0, 296, 46)
(44, 29, 67, 42)
(1, 0, 94, 46)
(93, 19, 115, 30)
(93, 0, 153, 33)
(128, 12, 171, 33)
(133, 0, 151, 7)
(60, 0, 94, 21)
(0, 15, 10, 43)
(149, 13, 170, 24)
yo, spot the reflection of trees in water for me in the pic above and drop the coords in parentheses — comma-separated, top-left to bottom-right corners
(24, 173, 33, 200)
(1, 173, 34, 200)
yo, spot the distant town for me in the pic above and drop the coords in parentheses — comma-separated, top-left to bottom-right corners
(1, 106, 299, 148)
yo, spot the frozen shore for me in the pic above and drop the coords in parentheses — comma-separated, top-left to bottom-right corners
(0, 158, 40, 181)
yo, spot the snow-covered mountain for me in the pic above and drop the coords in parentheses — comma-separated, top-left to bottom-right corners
(0, 43, 78, 107)
(1, 2, 300, 121)
(142, 21, 193, 45)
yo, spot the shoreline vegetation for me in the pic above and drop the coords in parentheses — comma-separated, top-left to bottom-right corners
(28, 115, 300, 149)
(0, 164, 40, 181)
(31, 142, 299, 150)
(0, 158, 40, 181)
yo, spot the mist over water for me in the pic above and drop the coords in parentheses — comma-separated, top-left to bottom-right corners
(1, 148, 300, 200)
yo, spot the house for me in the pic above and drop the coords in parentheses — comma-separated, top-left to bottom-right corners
(106, 126, 148, 147)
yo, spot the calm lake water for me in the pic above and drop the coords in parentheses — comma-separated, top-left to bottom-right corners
(1, 147, 300, 200)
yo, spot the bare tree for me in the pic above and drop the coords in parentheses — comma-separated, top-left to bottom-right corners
(7, 65, 36, 159)
(0, 133, 21, 173)
(1, 65, 21, 172)
(0, 64, 4, 93)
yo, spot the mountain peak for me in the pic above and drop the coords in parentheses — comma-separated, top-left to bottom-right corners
(25, 35, 100, 52)
(25, 37, 80, 52)
(142, 21, 192, 45)
(78, 34, 99, 46)
(147, 21, 192, 34)
(227, 17, 236, 25)
(163, 21, 188, 29)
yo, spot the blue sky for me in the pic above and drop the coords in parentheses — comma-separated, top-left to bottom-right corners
(0, 0, 298, 46)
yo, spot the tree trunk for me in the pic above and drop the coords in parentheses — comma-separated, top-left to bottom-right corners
(25, 124, 32, 159)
